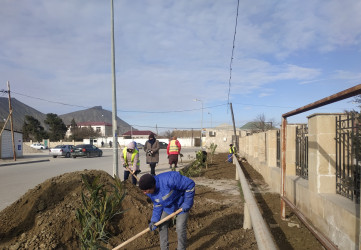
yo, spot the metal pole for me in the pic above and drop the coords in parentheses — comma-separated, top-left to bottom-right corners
(201, 100, 203, 147)
(281, 117, 287, 219)
(208, 112, 212, 128)
(230, 103, 238, 150)
(7, 81, 16, 161)
(111, 0, 118, 177)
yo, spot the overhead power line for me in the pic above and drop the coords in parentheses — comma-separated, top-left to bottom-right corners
(227, 0, 240, 104)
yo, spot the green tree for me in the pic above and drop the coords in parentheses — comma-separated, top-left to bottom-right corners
(44, 113, 67, 141)
(22, 115, 47, 142)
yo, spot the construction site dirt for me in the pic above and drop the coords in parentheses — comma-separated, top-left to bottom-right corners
(0, 153, 324, 249)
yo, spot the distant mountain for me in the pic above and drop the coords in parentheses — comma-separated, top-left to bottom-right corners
(0, 98, 133, 134)
(0, 97, 47, 132)
(59, 106, 133, 135)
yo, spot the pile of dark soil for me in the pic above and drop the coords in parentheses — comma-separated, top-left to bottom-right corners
(0, 153, 323, 249)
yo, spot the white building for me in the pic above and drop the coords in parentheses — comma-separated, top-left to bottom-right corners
(0, 129, 23, 159)
(65, 122, 113, 137)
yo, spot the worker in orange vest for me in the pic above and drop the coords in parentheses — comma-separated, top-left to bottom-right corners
(167, 136, 182, 170)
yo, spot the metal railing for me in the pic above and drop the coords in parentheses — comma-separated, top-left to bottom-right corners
(295, 125, 308, 179)
(234, 155, 277, 250)
(336, 113, 361, 203)
(276, 130, 280, 167)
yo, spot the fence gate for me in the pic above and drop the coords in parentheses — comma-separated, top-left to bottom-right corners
(336, 113, 361, 203)
(296, 125, 308, 179)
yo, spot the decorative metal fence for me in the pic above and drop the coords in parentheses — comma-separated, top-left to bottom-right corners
(296, 125, 308, 179)
(336, 113, 361, 203)
(276, 130, 280, 167)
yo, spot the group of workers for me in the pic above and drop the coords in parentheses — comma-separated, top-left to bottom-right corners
(118, 134, 236, 250)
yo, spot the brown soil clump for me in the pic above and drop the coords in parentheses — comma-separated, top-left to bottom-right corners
(0, 153, 323, 249)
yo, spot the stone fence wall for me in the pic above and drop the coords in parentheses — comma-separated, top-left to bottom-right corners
(238, 113, 358, 250)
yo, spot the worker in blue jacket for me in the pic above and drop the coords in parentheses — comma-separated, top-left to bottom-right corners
(138, 172, 195, 250)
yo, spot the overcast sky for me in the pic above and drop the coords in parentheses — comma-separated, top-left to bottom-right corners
(1, 0, 360, 132)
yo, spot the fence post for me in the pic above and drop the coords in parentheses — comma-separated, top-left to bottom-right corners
(243, 202, 252, 229)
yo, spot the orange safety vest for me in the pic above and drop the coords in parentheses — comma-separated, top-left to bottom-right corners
(169, 140, 180, 154)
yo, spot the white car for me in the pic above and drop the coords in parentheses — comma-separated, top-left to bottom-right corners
(49, 145, 74, 158)
(30, 143, 47, 150)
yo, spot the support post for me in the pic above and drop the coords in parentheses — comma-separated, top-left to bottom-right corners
(281, 116, 287, 219)
(7, 81, 16, 161)
(110, 0, 118, 177)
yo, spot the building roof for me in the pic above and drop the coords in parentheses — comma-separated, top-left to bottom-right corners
(77, 122, 112, 126)
(122, 130, 155, 136)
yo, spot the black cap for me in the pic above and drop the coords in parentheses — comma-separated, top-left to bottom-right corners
(139, 174, 156, 190)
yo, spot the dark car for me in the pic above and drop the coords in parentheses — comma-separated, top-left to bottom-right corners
(71, 144, 103, 158)
(159, 142, 168, 149)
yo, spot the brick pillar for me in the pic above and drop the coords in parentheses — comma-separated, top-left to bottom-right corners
(286, 124, 297, 175)
(308, 114, 338, 194)
(267, 130, 277, 168)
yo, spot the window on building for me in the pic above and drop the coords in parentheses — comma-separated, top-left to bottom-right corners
(96, 127, 101, 133)
(209, 131, 216, 137)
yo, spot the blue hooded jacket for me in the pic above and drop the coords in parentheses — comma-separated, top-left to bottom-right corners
(146, 171, 195, 223)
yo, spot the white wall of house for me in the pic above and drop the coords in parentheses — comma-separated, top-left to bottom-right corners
(0, 130, 23, 159)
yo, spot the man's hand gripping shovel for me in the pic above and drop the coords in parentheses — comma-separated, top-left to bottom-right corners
(112, 208, 183, 249)
(123, 163, 139, 181)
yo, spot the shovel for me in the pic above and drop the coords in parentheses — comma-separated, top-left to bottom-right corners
(112, 208, 183, 250)
(124, 164, 140, 181)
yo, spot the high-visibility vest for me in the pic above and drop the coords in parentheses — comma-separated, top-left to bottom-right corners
(169, 140, 179, 153)
(123, 147, 140, 167)
(229, 146, 236, 154)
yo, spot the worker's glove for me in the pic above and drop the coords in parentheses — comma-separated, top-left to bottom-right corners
(123, 164, 127, 168)
(167, 155, 169, 159)
(180, 153, 183, 157)
(149, 222, 157, 231)
(181, 205, 190, 213)
(134, 170, 141, 175)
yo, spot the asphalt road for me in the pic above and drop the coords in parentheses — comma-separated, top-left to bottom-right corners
(0, 147, 199, 211)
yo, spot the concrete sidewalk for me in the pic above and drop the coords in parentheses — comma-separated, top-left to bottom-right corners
(0, 153, 50, 167)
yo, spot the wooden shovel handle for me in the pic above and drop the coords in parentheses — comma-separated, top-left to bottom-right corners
(124, 165, 139, 181)
(112, 208, 183, 250)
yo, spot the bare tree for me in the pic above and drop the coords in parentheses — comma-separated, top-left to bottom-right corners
(252, 113, 275, 132)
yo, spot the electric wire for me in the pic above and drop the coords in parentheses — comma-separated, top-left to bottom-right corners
(227, 0, 240, 105)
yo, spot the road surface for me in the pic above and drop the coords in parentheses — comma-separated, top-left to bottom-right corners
(0, 147, 199, 211)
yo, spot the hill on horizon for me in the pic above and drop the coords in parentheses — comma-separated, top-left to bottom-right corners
(0, 98, 133, 134)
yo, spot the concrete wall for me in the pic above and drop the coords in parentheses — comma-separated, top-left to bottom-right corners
(0, 130, 23, 159)
(204, 128, 240, 152)
(238, 113, 359, 250)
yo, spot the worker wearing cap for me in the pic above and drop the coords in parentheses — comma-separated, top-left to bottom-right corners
(228, 144, 236, 163)
(121, 142, 140, 185)
(139, 172, 195, 250)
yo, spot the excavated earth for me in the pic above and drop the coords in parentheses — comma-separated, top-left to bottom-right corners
(0, 153, 324, 249)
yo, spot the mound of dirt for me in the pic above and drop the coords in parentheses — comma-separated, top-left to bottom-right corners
(0, 153, 324, 249)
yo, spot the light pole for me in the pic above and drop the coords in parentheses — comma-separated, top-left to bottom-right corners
(111, 0, 118, 177)
(193, 99, 203, 147)
(208, 112, 212, 128)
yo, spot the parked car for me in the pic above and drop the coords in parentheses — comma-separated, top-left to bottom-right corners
(159, 142, 168, 149)
(136, 142, 144, 149)
(30, 143, 48, 150)
(49, 145, 74, 158)
(70, 144, 103, 158)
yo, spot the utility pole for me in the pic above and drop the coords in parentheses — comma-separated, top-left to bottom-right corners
(7, 81, 16, 161)
(230, 103, 238, 151)
(111, 0, 118, 177)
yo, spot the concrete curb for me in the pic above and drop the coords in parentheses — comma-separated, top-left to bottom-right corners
(0, 159, 50, 167)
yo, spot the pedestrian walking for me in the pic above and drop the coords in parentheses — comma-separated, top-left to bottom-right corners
(139, 172, 195, 250)
(144, 133, 160, 176)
